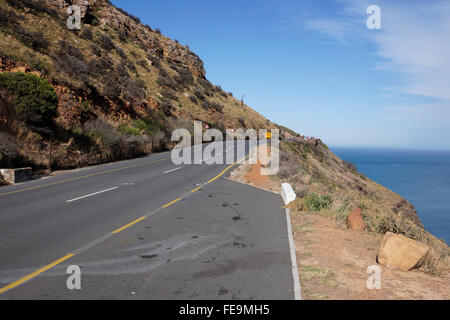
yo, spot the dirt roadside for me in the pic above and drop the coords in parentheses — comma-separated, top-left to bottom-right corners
(229, 161, 450, 300)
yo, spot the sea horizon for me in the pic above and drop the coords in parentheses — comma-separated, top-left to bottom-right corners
(330, 145, 450, 154)
(331, 146, 450, 244)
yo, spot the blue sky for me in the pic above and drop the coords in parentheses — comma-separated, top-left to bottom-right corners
(112, 0, 450, 150)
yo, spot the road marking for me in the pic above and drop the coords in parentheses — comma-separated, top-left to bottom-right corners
(112, 216, 147, 234)
(0, 157, 171, 198)
(162, 198, 181, 208)
(207, 156, 249, 184)
(66, 187, 119, 203)
(0, 155, 248, 295)
(163, 167, 182, 174)
(190, 186, 203, 193)
(285, 208, 302, 300)
(0, 254, 75, 294)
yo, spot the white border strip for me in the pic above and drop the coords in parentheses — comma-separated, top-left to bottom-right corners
(285, 207, 302, 300)
(281, 183, 302, 300)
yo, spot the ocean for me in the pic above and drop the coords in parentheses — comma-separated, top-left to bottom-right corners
(331, 147, 450, 244)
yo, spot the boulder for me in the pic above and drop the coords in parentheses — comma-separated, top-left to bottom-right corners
(0, 168, 32, 184)
(377, 232, 430, 271)
(347, 208, 366, 231)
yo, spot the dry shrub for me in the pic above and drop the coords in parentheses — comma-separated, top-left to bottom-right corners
(98, 34, 115, 51)
(84, 118, 120, 147)
(287, 198, 307, 212)
(83, 118, 149, 160)
(420, 242, 449, 276)
(0, 174, 8, 185)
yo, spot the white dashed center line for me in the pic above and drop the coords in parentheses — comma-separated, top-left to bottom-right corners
(66, 187, 119, 203)
(163, 167, 182, 174)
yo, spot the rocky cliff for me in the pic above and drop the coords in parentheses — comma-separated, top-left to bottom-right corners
(0, 0, 273, 169)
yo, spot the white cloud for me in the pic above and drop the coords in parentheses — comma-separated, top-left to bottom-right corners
(304, 0, 450, 102)
(383, 104, 450, 127)
(370, 1, 450, 101)
(303, 18, 353, 43)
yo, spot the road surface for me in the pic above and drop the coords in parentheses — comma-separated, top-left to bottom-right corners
(0, 141, 295, 299)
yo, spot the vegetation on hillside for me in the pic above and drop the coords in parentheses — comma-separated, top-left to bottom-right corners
(0, 72, 58, 126)
(278, 140, 448, 275)
(0, 0, 275, 170)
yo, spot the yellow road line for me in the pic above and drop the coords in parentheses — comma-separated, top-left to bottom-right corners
(0, 158, 171, 197)
(0, 156, 249, 294)
(0, 253, 75, 294)
(190, 186, 203, 193)
(112, 216, 147, 234)
(207, 156, 249, 184)
(162, 198, 181, 208)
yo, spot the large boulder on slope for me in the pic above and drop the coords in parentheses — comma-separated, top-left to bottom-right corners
(377, 232, 430, 271)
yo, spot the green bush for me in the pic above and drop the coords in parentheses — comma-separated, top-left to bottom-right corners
(133, 119, 164, 136)
(305, 193, 333, 211)
(118, 125, 141, 136)
(0, 72, 58, 125)
(80, 101, 93, 113)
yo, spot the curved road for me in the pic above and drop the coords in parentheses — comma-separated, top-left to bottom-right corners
(0, 141, 295, 299)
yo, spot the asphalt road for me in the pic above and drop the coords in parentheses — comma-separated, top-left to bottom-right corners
(0, 141, 295, 299)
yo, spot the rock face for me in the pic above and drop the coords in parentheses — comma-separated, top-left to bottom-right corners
(347, 207, 366, 231)
(42, 0, 205, 77)
(377, 232, 430, 271)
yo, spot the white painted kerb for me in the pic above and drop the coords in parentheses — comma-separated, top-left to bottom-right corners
(281, 183, 302, 300)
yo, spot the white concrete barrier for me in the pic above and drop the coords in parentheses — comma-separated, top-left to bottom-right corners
(281, 183, 296, 205)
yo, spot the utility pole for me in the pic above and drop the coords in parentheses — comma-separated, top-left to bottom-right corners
(241, 95, 246, 106)
(48, 139, 53, 171)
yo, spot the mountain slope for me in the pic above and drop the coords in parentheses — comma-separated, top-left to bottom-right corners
(1, 0, 448, 277)
(276, 141, 449, 274)
(0, 0, 274, 169)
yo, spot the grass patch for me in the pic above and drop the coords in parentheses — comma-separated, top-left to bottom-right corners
(300, 265, 334, 281)
(305, 291, 329, 300)
(133, 119, 164, 136)
(300, 265, 339, 290)
(118, 125, 141, 136)
(364, 215, 423, 241)
(285, 141, 300, 154)
(329, 199, 351, 224)
(421, 247, 449, 276)
(293, 226, 315, 235)
(305, 193, 333, 211)
(344, 263, 353, 267)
